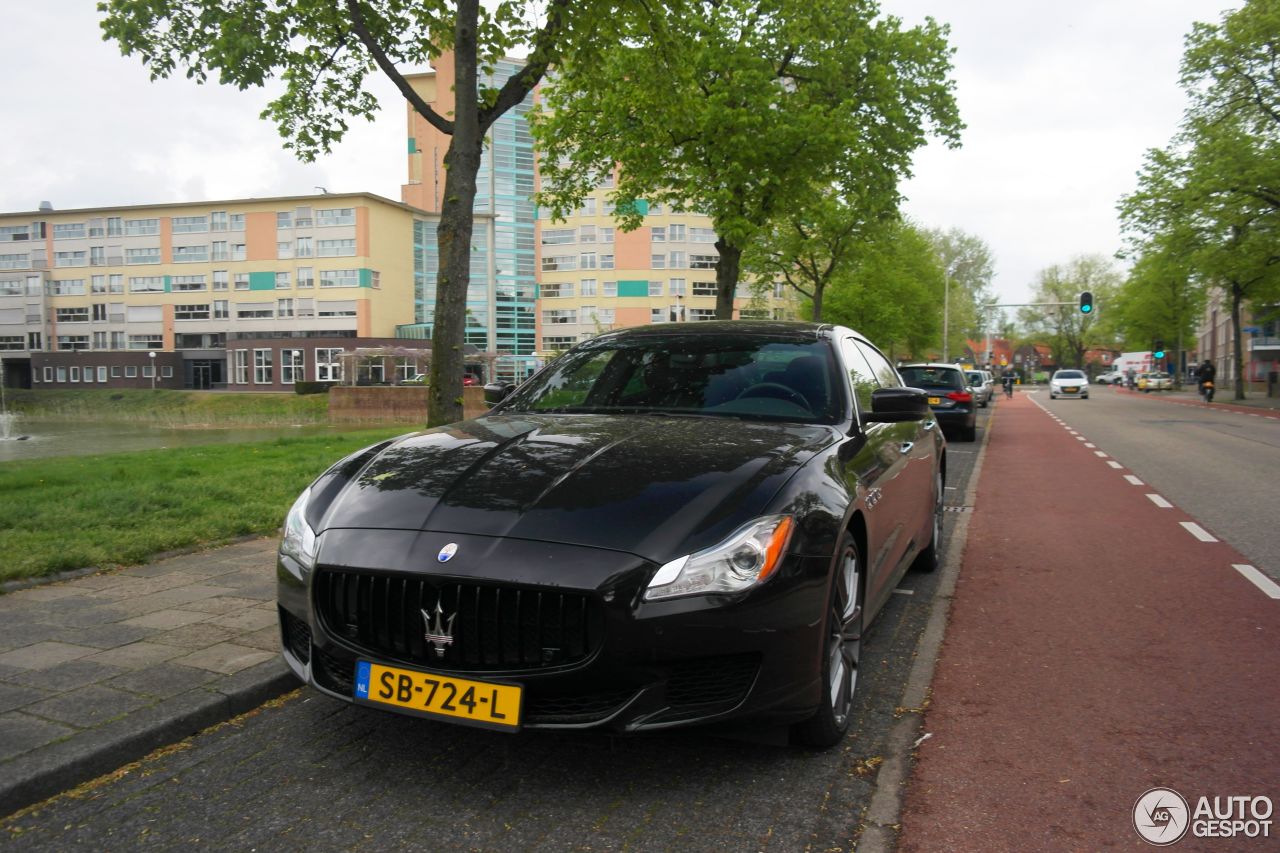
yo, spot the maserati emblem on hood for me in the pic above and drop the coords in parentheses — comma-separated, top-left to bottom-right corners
(421, 601, 457, 659)
(437, 543, 458, 563)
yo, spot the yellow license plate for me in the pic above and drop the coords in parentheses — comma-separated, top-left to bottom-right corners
(355, 660, 522, 730)
(1064, 387, 1078, 393)
(927, 396, 941, 405)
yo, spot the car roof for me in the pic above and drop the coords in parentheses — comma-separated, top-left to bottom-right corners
(589, 320, 836, 344)
(900, 362, 965, 371)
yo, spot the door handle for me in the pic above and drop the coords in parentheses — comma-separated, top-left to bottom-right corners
(900, 442, 914, 454)
(922, 420, 937, 430)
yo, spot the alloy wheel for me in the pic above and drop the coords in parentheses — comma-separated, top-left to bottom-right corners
(827, 544, 862, 728)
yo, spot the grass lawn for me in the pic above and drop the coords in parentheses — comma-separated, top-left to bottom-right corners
(0, 426, 416, 584)
(6, 388, 331, 425)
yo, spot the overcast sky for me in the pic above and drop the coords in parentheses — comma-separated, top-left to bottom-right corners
(0, 1, 1237, 307)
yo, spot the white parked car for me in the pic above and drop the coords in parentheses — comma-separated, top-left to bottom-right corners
(1096, 370, 1123, 385)
(965, 370, 994, 407)
(1049, 369, 1089, 400)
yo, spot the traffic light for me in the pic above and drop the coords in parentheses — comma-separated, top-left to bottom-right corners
(1153, 340, 1166, 360)
(1079, 291, 1094, 314)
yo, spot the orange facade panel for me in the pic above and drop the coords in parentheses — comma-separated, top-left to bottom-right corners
(356, 207, 370, 257)
(162, 304, 175, 350)
(160, 217, 173, 264)
(614, 228, 651, 269)
(615, 307, 650, 328)
(245, 212, 277, 262)
(357, 299, 371, 338)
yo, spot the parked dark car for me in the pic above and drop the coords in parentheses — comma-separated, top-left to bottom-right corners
(278, 322, 946, 747)
(897, 363, 977, 441)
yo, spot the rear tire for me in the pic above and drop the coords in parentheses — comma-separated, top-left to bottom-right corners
(959, 424, 976, 442)
(793, 533, 862, 749)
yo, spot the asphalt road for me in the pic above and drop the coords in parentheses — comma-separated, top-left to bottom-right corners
(1, 408, 992, 851)
(1036, 385, 1280, 579)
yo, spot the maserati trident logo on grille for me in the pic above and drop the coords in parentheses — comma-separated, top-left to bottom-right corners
(421, 601, 457, 658)
(437, 542, 458, 563)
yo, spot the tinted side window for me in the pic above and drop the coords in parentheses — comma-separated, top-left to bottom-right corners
(856, 341, 902, 389)
(839, 337, 879, 415)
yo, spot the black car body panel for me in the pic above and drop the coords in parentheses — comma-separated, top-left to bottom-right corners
(278, 322, 945, 738)
(897, 363, 977, 439)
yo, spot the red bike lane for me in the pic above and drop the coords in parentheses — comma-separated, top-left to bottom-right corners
(898, 392, 1280, 852)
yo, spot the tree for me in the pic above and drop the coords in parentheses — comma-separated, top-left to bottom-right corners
(1118, 0, 1280, 400)
(1112, 230, 1205, 387)
(99, 0, 623, 427)
(532, 0, 961, 319)
(742, 188, 897, 322)
(1019, 255, 1119, 370)
(922, 228, 995, 362)
(822, 220, 943, 359)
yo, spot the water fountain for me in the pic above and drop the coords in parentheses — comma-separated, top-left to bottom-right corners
(0, 372, 29, 441)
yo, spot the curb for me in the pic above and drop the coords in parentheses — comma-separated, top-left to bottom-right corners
(0, 662, 299, 818)
(856, 399, 993, 852)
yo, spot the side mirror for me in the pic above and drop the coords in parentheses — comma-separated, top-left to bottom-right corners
(864, 387, 930, 423)
(484, 382, 516, 407)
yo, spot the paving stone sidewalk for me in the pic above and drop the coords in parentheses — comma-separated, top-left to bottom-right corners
(0, 538, 297, 817)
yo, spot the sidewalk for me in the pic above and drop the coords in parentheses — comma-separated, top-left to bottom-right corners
(1114, 383, 1280, 413)
(0, 538, 295, 816)
(898, 391, 1280, 851)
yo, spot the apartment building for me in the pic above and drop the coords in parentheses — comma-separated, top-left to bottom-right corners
(0, 193, 439, 390)
(1196, 288, 1280, 391)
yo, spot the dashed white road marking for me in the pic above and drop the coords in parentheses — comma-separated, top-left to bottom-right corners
(1181, 522, 1218, 542)
(892, 588, 916, 596)
(1075, 436, 1086, 441)
(1233, 565, 1280, 599)
(1094, 451, 1109, 458)
(1084, 442, 1096, 448)
(1146, 494, 1173, 508)
(1124, 474, 1144, 485)
(1107, 461, 1124, 469)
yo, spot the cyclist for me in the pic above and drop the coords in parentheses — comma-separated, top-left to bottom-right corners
(1001, 368, 1016, 399)
(1197, 359, 1217, 402)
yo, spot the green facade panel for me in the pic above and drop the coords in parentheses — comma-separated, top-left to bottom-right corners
(162, 275, 171, 293)
(359, 268, 373, 287)
(248, 272, 276, 291)
(618, 280, 649, 298)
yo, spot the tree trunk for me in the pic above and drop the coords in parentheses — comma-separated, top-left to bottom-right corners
(427, 3, 483, 428)
(1230, 282, 1246, 401)
(714, 238, 742, 320)
(810, 282, 824, 322)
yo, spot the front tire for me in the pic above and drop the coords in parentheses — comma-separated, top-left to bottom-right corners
(793, 533, 862, 748)
(913, 466, 944, 573)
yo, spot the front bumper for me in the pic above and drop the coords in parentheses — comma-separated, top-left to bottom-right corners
(277, 529, 830, 733)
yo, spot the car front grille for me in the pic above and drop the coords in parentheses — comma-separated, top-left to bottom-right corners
(650, 653, 761, 724)
(313, 568, 600, 672)
(280, 607, 312, 665)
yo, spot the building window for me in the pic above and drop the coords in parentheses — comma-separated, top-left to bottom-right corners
(319, 269, 358, 288)
(296, 237, 314, 257)
(48, 279, 86, 296)
(234, 273, 250, 290)
(651, 226, 666, 243)
(171, 216, 208, 233)
(542, 309, 577, 324)
(579, 198, 597, 216)
(603, 281, 618, 297)
(541, 228, 574, 245)
(129, 276, 165, 293)
(175, 304, 210, 320)
(57, 336, 90, 351)
(601, 255, 615, 270)
(230, 213, 246, 231)
(125, 365, 137, 378)
(54, 251, 87, 267)
(275, 271, 291, 289)
(277, 211, 293, 229)
(600, 227, 614, 244)
(213, 300, 229, 319)
(648, 281, 663, 296)
(317, 239, 356, 257)
(669, 251, 686, 268)
(579, 225, 596, 244)
(161, 366, 174, 378)
(541, 255, 576, 272)
(237, 303, 274, 319)
(277, 298, 294, 318)
(580, 252, 597, 270)
(693, 281, 717, 296)
(316, 208, 356, 226)
(110, 365, 121, 377)
(128, 334, 164, 350)
(211, 241, 230, 261)
(233, 349, 249, 384)
(297, 267, 315, 288)
(109, 274, 124, 294)
(690, 226, 716, 243)
(689, 308, 716, 321)
(124, 219, 160, 236)
(278, 242, 293, 260)
(316, 348, 343, 382)
(56, 307, 90, 323)
(213, 270, 228, 290)
(541, 282, 574, 298)
(232, 244, 246, 261)
(43, 366, 53, 382)
(70, 366, 81, 382)
(579, 279, 597, 297)
(53, 223, 87, 240)
(106, 217, 123, 236)
(90, 246, 105, 266)
(542, 336, 575, 350)
(210, 211, 228, 231)
(651, 254, 666, 270)
(669, 278, 687, 296)
(281, 349, 304, 384)
(173, 245, 209, 263)
(254, 349, 273, 384)
(93, 331, 108, 348)
(0, 253, 28, 270)
(125, 247, 161, 265)
(651, 308, 666, 324)
(171, 275, 206, 292)
(690, 254, 717, 269)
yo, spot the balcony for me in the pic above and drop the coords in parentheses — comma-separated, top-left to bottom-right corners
(1249, 336, 1280, 352)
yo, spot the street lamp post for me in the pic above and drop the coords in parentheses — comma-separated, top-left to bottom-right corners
(148, 351, 156, 390)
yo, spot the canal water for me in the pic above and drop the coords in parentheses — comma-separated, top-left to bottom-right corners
(0, 419, 412, 463)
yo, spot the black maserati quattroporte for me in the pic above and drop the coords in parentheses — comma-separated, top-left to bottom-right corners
(277, 322, 945, 747)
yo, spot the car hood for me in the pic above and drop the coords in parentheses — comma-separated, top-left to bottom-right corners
(315, 413, 836, 562)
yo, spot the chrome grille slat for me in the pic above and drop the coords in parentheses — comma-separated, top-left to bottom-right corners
(313, 569, 598, 672)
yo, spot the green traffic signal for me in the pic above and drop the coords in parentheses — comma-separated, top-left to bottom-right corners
(1153, 340, 1166, 360)
(1079, 291, 1093, 313)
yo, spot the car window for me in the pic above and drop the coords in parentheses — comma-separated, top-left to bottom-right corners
(855, 341, 902, 390)
(966, 371, 983, 385)
(899, 366, 964, 390)
(839, 337, 879, 417)
(1055, 370, 1085, 379)
(501, 335, 843, 424)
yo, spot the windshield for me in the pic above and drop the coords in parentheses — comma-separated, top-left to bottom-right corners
(499, 335, 842, 424)
(1055, 370, 1085, 380)
(899, 366, 965, 390)
(966, 371, 984, 384)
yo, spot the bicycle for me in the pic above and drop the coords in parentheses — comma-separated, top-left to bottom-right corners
(1002, 379, 1015, 399)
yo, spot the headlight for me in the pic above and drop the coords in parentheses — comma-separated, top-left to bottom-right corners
(644, 515, 794, 601)
(280, 487, 318, 571)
